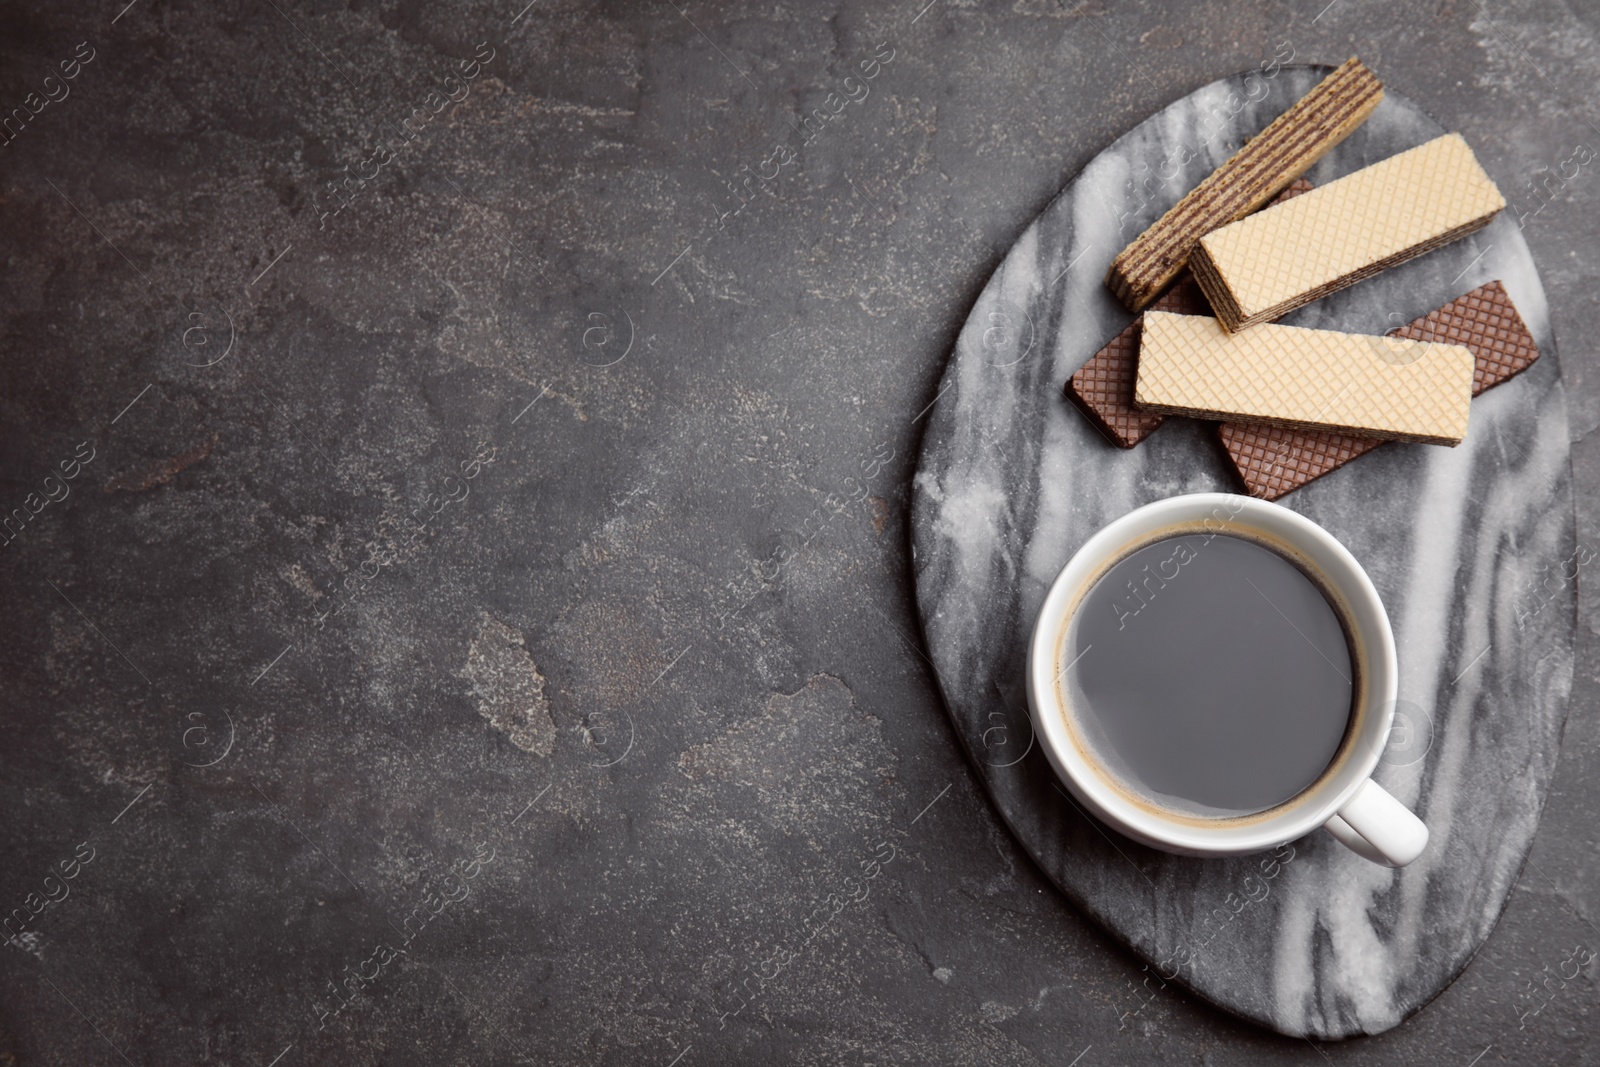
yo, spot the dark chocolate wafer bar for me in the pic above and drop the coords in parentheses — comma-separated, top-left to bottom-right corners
(1106, 58, 1382, 312)
(1064, 277, 1206, 447)
(1219, 281, 1538, 499)
(1067, 180, 1315, 448)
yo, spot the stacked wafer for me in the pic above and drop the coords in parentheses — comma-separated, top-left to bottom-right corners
(1220, 281, 1538, 498)
(1106, 58, 1383, 311)
(1068, 180, 1313, 448)
(1190, 133, 1506, 330)
(1066, 56, 1529, 497)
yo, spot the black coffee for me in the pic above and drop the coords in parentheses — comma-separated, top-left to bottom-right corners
(1063, 532, 1353, 817)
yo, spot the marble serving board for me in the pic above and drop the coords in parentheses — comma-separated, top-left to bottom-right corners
(909, 66, 1576, 1039)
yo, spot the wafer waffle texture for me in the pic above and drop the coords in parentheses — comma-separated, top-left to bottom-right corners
(1065, 279, 1206, 447)
(1219, 281, 1539, 498)
(1134, 311, 1475, 445)
(1191, 133, 1506, 331)
(1105, 58, 1383, 312)
(1067, 181, 1316, 448)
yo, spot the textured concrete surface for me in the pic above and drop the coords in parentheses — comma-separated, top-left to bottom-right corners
(0, 1, 1596, 1065)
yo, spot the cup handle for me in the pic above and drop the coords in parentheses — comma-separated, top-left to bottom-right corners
(1322, 779, 1429, 867)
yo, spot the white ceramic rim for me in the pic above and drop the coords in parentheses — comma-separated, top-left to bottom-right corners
(1026, 492, 1399, 857)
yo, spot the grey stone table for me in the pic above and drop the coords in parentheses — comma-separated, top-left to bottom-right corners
(2, 3, 1598, 1066)
(911, 65, 1575, 1039)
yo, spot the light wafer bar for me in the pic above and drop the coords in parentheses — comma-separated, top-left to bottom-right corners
(1068, 180, 1316, 447)
(1219, 281, 1538, 498)
(1191, 133, 1506, 331)
(1105, 58, 1382, 312)
(1134, 311, 1475, 445)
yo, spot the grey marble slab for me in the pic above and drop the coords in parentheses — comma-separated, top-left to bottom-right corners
(910, 65, 1576, 1039)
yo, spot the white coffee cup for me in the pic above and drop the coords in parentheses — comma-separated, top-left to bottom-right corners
(1026, 493, 1429, 867)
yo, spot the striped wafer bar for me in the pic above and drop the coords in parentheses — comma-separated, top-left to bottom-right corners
(1191, 133, 1506, 331)
(1219, 281, 1539, 499)
(1105, 58, 1383, 312)
(1135, 312, 1475, 445)
(1068, 182, 1315, 447)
